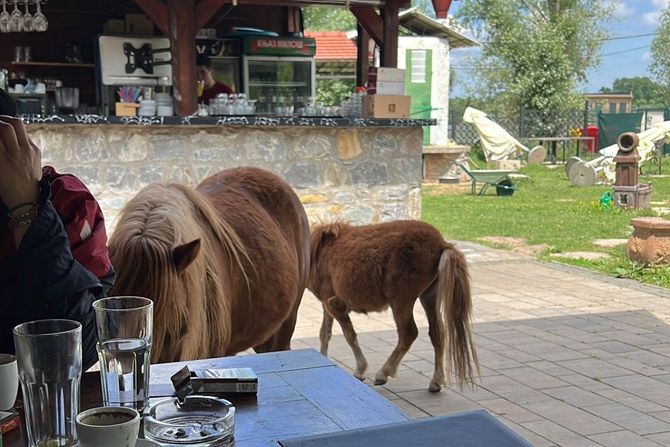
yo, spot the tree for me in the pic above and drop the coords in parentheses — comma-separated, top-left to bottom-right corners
(651, 6, 670, 103)
(303, 0, 435, 31)
(600, 77, 666, 109)
(303, 6, 355, 31)
(456, 0, 614, 136)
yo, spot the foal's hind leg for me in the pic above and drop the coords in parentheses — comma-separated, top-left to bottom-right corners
(374, 300, 418, 386)
(319, 304, 334, 356)
(323, 296, 368, 381)
(420, 284, 446, 392)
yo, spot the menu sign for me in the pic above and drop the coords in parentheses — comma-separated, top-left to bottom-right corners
(243, 37, 316, 57)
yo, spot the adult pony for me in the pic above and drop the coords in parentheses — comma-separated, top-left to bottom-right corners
(308, 221, 478, 392)
(108, 167, 310, 363)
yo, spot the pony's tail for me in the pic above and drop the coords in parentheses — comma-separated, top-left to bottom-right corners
(436, 246, 479, 387)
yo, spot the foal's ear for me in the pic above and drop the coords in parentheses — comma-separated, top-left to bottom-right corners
(173, 239, 201, 272)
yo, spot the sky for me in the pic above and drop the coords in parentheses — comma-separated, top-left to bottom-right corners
(448, 0, 668, 96)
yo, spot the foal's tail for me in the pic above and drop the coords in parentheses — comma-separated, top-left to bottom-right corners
(437, 246, 479, 386)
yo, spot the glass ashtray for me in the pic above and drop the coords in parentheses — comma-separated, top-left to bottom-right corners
(144, 395, 235, 446)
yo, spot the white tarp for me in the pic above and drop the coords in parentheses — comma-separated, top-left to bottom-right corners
(597, 120, 670, 183)
(463, 106, 528, 162)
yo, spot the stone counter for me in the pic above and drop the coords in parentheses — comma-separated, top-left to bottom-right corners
(21, 114, 435, 128)
(28, 122, 426, 233)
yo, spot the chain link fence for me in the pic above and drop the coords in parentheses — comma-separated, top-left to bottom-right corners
(449, 103, 589, 147)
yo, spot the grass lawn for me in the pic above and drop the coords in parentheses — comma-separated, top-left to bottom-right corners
(422, 158, 670, 289)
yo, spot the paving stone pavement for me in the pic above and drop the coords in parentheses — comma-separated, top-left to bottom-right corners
(290, 242, 670, 447)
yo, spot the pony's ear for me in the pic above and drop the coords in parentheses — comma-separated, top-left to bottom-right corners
(173, 239, 201, 272)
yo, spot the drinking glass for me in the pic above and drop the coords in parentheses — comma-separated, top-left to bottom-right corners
(8, 0, 22, 32)
(0, 0, 10, 33)
(13, 319, 82, 447)
(22, 0, 32, 32)
(33, 0, 47, 32)
(93, 297, 153, 411)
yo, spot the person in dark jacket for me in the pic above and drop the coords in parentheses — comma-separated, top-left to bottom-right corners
(0, 89, 114, 370)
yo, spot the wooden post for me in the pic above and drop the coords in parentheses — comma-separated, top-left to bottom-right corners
(381, 0, 399, 67)
(168, 0, 197, 116)
(356, 24, 369, 88)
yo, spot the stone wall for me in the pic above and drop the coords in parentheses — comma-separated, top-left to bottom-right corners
(28, 124, 424, 233)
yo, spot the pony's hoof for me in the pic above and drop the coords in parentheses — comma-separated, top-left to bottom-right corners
(374, 374, 388, 386)
(354, 371, 366, 381)
(428, 381, 443, 392)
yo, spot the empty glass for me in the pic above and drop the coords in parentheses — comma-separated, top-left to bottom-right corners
(33, 0, 46, 31)
(0, 0, 10, 33)
(8, 0, 22, 32)
(22, 0, 32, 32)
(13, 319, 83, 447)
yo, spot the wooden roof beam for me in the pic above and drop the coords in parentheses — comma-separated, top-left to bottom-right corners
(350, 6, 383, 46)
(133, 0, 169, 34)
(195, 0, 228, 30)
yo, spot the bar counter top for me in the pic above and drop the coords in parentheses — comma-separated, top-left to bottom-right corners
(21, 114, 436, 127)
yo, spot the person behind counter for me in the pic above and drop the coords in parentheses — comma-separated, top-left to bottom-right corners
(196, 54, 234, 105)
(0, 89, 114, 370)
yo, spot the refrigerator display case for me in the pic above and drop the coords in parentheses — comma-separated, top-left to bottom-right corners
(241, 36, 316, 115)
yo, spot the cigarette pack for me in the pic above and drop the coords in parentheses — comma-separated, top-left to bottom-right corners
(0, 410, 20, 435)
(171, 366, 258, 400)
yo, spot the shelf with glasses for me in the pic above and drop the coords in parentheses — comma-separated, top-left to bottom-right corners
(11, 62, 95, 68)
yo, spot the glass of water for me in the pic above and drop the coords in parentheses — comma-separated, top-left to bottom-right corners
(93, 297, 153, 411)
(13, 319, 82, 447)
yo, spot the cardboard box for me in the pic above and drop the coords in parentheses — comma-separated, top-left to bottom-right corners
(363, 95, 411, 119)
(377, 67, 406, 82)
(375, 80, 405, 95)
(115, 102, 139, 116)
(103, 19, 125, 34)
(367, 67, 406, 82)
(125, 14, 154, 35)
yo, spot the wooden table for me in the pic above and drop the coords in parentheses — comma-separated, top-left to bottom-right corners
(6, 349, 409, 447)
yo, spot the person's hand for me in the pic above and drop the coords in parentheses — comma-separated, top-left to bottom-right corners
(0, 116, 41, 210)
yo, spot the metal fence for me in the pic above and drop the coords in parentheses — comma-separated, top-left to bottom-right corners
(450, 103, 589, 147)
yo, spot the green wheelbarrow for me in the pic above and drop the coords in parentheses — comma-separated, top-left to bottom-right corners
(454, 163, 518, 196)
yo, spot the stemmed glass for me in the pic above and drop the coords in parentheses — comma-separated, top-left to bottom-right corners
(0, 0, 10, 32)
(33, 0, 46, 31)
(8, 0, 22, 32)
(22, 0, 32, 32)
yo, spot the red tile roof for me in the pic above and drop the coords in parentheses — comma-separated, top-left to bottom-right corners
(305, 31, 357, 61)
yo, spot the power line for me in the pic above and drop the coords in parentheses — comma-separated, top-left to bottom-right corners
(475, 32, 656, 46)
(601, 45, 650, 57)
(599, 32, 656, 41)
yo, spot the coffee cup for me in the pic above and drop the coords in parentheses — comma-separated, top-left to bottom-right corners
(0, 354, 18, 410)
(76, 407, 140, 447)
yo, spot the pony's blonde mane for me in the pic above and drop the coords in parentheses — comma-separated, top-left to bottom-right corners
(109, 182, 250, 362)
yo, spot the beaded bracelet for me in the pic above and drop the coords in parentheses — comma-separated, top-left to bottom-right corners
(8, 201, 38, 214)
(7, 204, 39, 230)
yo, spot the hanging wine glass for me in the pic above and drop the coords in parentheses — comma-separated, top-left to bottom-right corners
(0, 0, 11, 33)
(8, 0, 22, 32)
(22, 0, 32, 32)
(33, 0, 46, 31)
